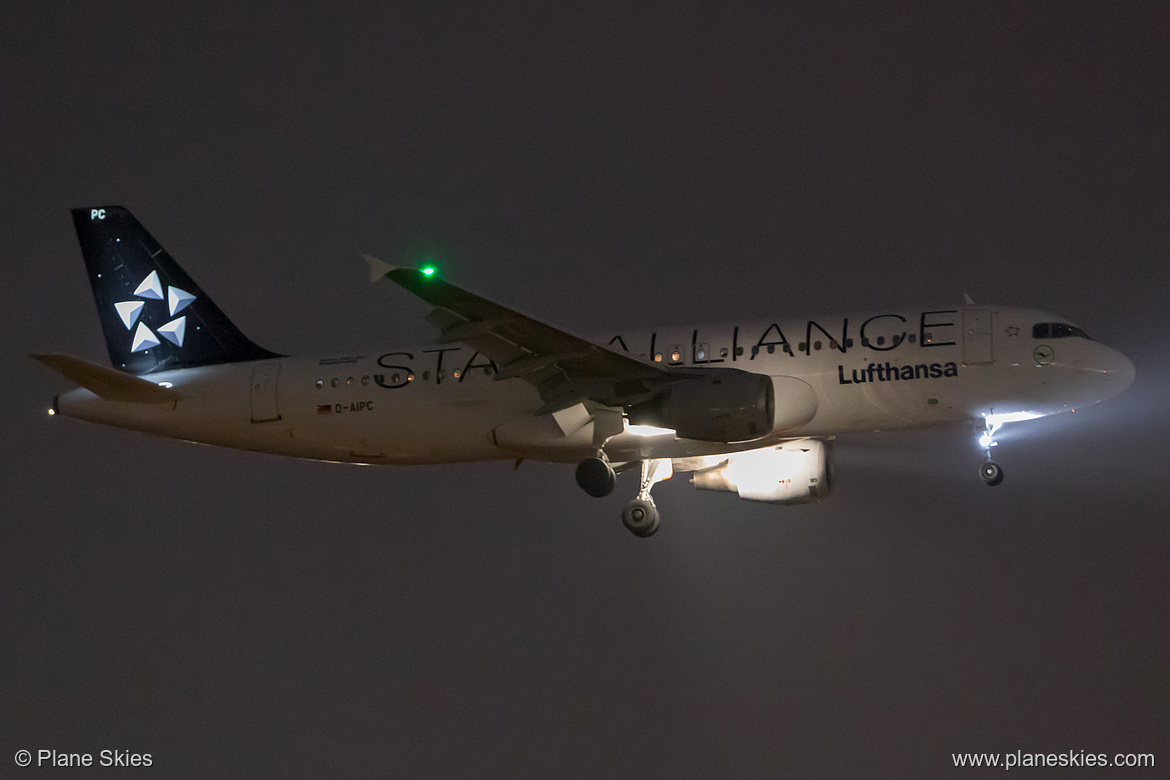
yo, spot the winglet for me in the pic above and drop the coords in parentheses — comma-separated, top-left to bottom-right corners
(362, 254, 396, 283)
(963, 293, 976, 305)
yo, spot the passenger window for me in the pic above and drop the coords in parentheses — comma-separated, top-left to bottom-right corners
(814, 341, 822, 350)
(315, 379, 323, 389)
(330, 378, 338, 388)
(361, 376, 369, 386)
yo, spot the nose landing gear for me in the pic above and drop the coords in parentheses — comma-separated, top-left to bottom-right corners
(978, 419, 1005, 487)
(980, 460, 1004, 486)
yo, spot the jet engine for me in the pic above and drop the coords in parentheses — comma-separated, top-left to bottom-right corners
(627, 370, 817, 443)
(691, 439, 832, 503)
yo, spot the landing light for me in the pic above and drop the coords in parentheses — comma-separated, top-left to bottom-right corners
(47, 408, 56, 416)
(627, 424, 675, 437)
(158, 381, 173, 388)
(978, 410, 1043, 449)
(983, 411, 1043, 427)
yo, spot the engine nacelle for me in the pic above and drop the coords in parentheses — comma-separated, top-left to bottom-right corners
(692, 439, 832, 503)
(628, 370, 817, 443)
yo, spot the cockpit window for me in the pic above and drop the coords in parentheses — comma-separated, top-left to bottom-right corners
(1033, 322, 1091, 340)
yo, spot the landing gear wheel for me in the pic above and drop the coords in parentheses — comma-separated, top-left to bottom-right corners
(980, 461, 1004, 487)
(622, 499, 660, 537)
(575, 457, 616, 497)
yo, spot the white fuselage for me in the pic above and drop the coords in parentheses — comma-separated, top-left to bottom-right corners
(55, 305, 1135, 468)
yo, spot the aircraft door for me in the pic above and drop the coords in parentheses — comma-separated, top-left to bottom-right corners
(962, 308, 993, 364)
(250, 362, 281, 422)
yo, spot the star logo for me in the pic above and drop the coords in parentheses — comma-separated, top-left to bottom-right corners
(1004, 325, 1020, 337)
(113, 271, 196, 353)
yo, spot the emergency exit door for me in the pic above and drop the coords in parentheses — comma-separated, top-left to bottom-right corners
(962, 308, 993, 364)
(250, 362, 281, 422)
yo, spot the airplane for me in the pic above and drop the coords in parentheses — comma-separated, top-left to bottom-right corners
(34, 206, 1136, 537)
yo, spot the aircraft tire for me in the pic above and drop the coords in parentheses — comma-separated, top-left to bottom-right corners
(575, 457, 616, 497)
(622, 499, 660, 537)
(980, 461, 1004, 487)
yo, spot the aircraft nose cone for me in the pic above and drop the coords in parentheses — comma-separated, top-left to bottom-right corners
(1100, 347, 1136, 393)
(1116, 352, 1136, 386)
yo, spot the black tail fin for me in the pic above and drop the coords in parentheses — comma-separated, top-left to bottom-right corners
(72, 206, 281, 374)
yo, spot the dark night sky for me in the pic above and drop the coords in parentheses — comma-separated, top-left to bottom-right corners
(3, 3, 1169, 776)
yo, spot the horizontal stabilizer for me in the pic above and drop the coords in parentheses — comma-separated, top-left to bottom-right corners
(31, 353, 177, 404)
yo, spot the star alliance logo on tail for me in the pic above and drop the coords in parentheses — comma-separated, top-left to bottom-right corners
(113, 270, 196, 353)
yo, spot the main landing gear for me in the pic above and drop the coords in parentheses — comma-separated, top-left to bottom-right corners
(621, 459, 672, 538)
(575, 455, 672, 537)
(575, 455, 616, 497)
(977, 420, 1005, 487)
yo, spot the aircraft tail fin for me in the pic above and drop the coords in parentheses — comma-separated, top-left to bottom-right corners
(71, 206, 281, 374)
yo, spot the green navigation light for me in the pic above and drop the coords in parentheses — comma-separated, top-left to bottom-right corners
(421, 266, 436, 277)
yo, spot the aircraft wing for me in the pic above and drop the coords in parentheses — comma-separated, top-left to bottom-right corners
(365, 257, 671, 412)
